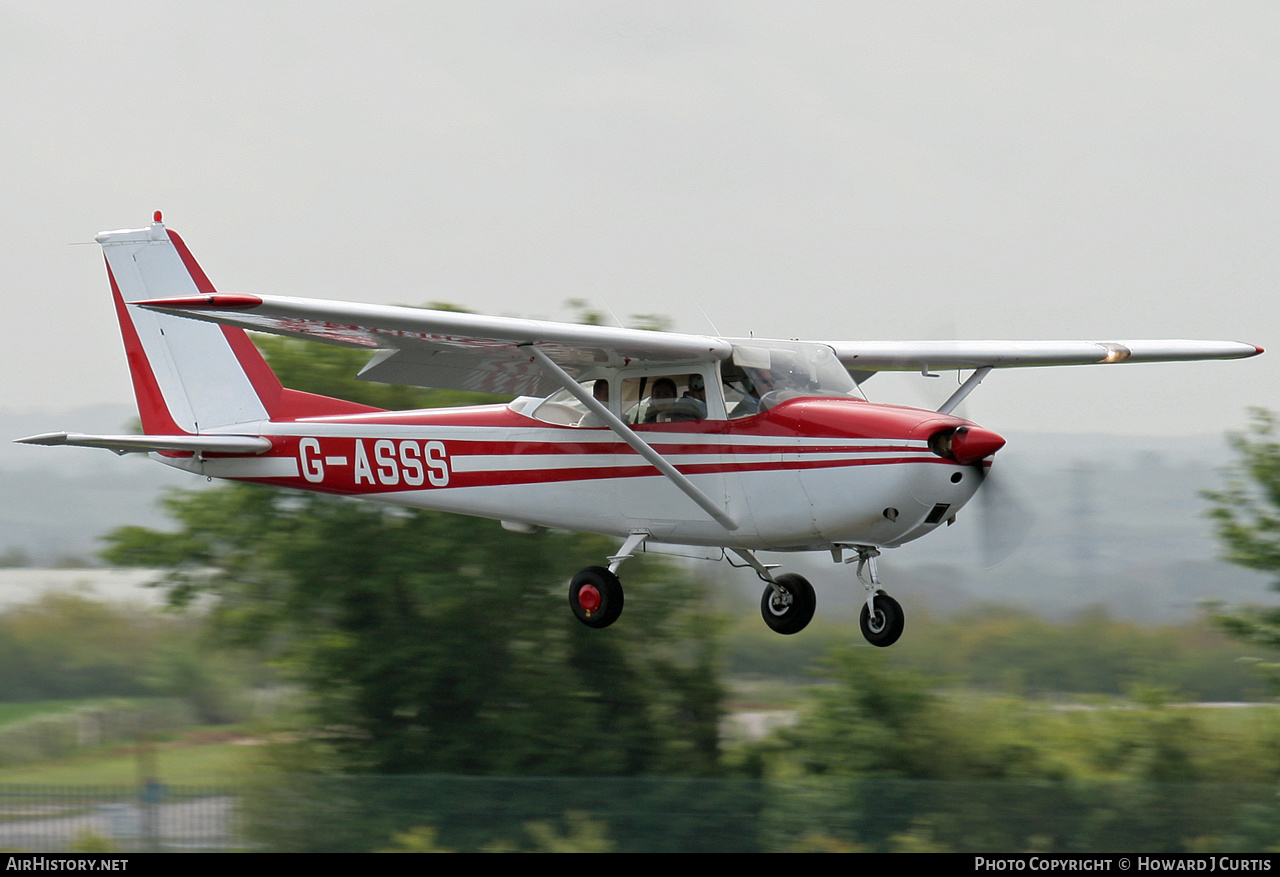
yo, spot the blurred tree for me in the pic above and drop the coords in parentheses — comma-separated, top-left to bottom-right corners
(775, 649, 1052, 781)
(1203, 409, 1280, 662)
(0, 593, 164, 700)
(252, 334, 510, 411)
(103, 330, 724, 776)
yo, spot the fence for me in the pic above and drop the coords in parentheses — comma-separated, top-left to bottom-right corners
(1, 778, 1278, 852)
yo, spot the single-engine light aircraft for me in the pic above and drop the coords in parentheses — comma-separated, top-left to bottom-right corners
(19, 215, 1263, 646)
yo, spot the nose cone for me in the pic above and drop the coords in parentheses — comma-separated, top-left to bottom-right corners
(948, 426, 1006, 464)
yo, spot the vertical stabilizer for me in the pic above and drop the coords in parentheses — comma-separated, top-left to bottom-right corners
(99, 214, 275, 434)
(98, 214, 379, 435)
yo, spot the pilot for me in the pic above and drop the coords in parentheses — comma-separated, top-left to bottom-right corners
(666, 374, 708, 422)
(643, 378, 678, 423)
(730, 369, 774, 417)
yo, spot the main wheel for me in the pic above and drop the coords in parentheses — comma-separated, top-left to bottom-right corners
(569, 566, 624, 629)
(860, 593, 904, 647)
(760, 573, 816, 635)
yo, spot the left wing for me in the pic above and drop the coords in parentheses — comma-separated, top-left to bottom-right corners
(829, 339, 1262, 382)
(140, 294, 732, 396)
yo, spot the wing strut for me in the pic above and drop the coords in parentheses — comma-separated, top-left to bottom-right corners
(937, 366, 992, 415)
(522, 344, 738, 531)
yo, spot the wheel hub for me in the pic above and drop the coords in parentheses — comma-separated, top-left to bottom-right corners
(867, 609, 886, 634)
(767, 588, 793, 616)
(577, 584, 601, 614)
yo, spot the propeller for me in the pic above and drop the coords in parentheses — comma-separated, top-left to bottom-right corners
(974, 459, 1036, 569)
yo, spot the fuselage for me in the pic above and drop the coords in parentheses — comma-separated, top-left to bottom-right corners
(165, 395, 999, 552)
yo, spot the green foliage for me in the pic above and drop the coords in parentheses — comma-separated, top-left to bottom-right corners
(520, 811, 615, 853)
(775, 649, 1060, 782)
(758, 647, 1280, 788)
(1205, 409, 1280, 589)
(888, 605, 1264, 701)
(376, 825, 454, 853)
(1203, 409, 1280, 685)
(242, 774, 764, 852)
(106, 485, 723, 776)
(68, 832, 120, 853)
(562, 298, 673, 332)
(0, 594, 164, 701)
(252, 334, 511, 411)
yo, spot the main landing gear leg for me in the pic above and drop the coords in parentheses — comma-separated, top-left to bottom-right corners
(848, 546, 904, 647)
(731, 549, 817, 636)
(569, 531, 647, 630)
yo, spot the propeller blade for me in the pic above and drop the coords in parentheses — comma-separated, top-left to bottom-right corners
(977, 462, 1036, 569)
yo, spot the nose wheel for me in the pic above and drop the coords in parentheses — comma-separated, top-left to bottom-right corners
(851, 547, 904, 647)
(569, 566, 624, 629)
(859, 593, 903, 647)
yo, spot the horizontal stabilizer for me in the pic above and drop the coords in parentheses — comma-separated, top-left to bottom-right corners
(15, 432, 272, 456)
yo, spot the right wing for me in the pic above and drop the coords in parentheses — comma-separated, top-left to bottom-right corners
(139, 294, 733, 397)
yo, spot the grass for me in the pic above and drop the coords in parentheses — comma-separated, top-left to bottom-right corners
(0, 700, 139, 726)
(0, 697, 279, 787)
(0, 729, 253, 786)
(0, 698, 251, 785)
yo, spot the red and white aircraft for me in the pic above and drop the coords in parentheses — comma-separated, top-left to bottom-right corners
(20, 214, 1263, 645)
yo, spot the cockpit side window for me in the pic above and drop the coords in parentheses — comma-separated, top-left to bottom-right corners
(622, 369, 717, 424)
(524, 377, 611, 426)
(520, 367, 724, 426)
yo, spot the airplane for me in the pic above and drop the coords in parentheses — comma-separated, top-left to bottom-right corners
(18, 213, 1263, 646)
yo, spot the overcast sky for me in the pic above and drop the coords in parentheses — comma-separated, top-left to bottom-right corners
(3, 2, 1275, 435)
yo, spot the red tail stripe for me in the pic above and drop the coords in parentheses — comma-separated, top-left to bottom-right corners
(106, 259, 188, 436)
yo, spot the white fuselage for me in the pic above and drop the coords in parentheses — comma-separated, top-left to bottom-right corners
(162, 396, 988, 552)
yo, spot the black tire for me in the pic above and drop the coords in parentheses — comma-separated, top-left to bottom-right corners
(760, 573, 816, 635)
(859, 593, 904, 647)
(569, 566, 624, 629)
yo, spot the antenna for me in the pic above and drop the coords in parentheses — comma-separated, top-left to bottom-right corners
(692, 299, 720, 335)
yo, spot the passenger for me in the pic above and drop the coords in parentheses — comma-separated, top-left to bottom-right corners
(577, 378, 610, 427)
(667, 374, 708, 422)
(643, 378, 678, 423)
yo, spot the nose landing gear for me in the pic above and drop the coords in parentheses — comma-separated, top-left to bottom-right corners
(850, 547, 903, 647)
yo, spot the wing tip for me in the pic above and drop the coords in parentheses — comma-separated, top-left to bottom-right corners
(139, 294, 263, 310)
(14, 432, 68, 446)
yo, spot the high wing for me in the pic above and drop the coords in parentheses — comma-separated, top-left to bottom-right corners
(139, 293, 1260, 395)
(138, 294, 732, 396)
(831, 339, 1262, 383)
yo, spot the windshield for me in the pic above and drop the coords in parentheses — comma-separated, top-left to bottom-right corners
(723, 340, 856, 418)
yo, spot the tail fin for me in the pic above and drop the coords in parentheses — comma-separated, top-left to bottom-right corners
(98, 213, 377, 434)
